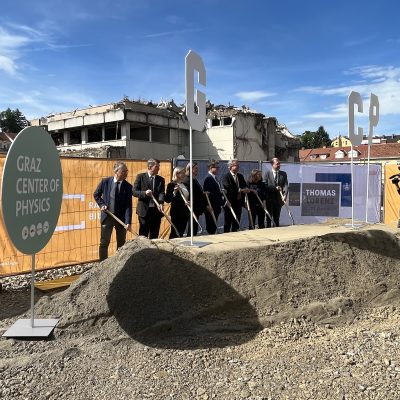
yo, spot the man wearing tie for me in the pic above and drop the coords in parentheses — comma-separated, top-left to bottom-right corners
(94, 161, 132, 261)
(265, 157, 288, 227)
(203, 160, 225, 234)
(133, 158, 165, 239)
(221, 159, 249, 232)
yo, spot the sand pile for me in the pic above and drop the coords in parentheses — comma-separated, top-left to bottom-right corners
(34, 229, 400, 348)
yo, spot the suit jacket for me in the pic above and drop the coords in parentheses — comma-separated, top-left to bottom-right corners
(247, 180, 267, 208)
(182, 175, 207, 216)
(222, 172, 247, 207)
(133, 173, 165, 217)
(93, 177, 133, 224)
(203, 174, 224, 213)
(265, 169, 288, 205)
(165, 181, 189, 219)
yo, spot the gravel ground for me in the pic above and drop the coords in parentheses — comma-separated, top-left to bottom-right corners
(1, 229, 400, 400)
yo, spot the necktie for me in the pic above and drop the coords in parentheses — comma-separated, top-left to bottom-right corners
(274, 171, 279, 185)
(233, 174, 239, 187)
(109, 181, 119, 213)
(150, 176, 155, 191)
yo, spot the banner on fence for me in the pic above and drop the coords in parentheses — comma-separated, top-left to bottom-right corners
(0, 157, 172, 276)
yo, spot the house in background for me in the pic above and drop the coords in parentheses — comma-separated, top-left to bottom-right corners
(30, 98, 300, 162)
(331, 134, 400, 147)
(0, 132, 17, 154)
(299, 143, 400, 167)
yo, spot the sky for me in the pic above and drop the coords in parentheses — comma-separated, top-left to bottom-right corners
(1, 0, 400, 138)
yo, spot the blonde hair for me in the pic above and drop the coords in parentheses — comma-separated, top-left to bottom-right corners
(172, 166, 185, 181)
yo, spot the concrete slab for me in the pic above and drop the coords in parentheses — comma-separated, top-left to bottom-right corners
(169, 222, 398, 253)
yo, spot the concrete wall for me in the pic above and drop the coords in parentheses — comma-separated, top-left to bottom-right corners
(193, 126, 234, 160)
(125, 140, 189, 160)
(234, 115, 268, 161)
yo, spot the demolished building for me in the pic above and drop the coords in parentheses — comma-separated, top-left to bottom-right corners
(31, 98, 300, 161)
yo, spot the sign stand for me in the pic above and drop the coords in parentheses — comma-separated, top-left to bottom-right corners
(346, 91, 363, 230)
(3, 254, 58, 338)
(1, 126, 63, 339)
(179, 50, 211, 248)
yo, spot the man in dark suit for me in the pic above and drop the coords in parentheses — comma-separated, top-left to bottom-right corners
(222, 159, 250, 232)
(203, 160, 224, 234)
(265, 157, 288, 227)
(94, 161, 132, 261)
(133, 158, 165, 239)
(182, 161, 207, 236)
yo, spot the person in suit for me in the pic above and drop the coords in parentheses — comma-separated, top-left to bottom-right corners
(93, 161, 132, 261)
(133, 158, 165, 239)
(247, 169, 266, 229)
(182, 161, 207, 236)
(203, 160, 225, 234)
(221, 159, 250, 232)
(265, 157, 288, 227)
(164, 166, 190, 238)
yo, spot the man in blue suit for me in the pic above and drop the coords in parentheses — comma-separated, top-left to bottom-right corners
(94, 161, 132, 261)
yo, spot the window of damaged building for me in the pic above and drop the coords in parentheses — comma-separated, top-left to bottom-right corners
(52, 131, 64, 146)
(151, 126, 170, 144)
(130, 124, 149, 141)
(105, 123, 121, 141)
(69, 129, 81, 145)
(223, 117, 232, 126)
(87, 126, 103, 143)
(211, 118, 221, 127)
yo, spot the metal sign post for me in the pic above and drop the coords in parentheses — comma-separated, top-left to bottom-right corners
(2, 126, 63, 338)
(180, 50, 210, 248)
(348, 91, 363, 229)
(366, 94, 379, 223)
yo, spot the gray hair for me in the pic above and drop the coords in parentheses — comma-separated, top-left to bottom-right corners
(147, 158, 160, 168)
(228, 159, 239, 168)
(113, 161, 127, 173)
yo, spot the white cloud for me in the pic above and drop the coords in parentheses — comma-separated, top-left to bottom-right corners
(235, 91, 276, 102)
(0, 55, 16, 75)
(295, 66, 400, 119)
(0, 23, 90, 77)
(144, 28, 203, 38)
(293, 65, 400, 134)
(0, 88, 95, 118)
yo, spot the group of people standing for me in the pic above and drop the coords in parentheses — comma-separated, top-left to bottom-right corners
(94, 157, 288, 261)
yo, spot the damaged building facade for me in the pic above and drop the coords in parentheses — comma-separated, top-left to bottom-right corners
(31, 98, 300, 161)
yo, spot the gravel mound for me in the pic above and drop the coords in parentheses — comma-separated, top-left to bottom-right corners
(1, 228, 400, 399)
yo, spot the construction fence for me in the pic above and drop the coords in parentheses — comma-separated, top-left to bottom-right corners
(0, 156, 398, 276)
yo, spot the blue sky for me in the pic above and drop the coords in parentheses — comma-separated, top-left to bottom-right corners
(1, 0, 400, 138)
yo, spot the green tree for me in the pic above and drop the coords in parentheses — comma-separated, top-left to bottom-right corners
(300, 126, 331, 149)
(0, 108, 30, 133)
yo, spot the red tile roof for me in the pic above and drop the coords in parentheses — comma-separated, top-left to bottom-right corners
(299, 143, 400, 162)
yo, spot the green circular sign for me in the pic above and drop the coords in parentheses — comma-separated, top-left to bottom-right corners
(1, 126, 63, 254)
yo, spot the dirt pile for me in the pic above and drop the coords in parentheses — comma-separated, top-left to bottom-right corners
(2, 226, 400, 399)
(34, 229, 400, 347)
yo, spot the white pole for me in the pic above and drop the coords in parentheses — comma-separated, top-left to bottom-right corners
(31, 254, 35, 327)
(190, 126, 193, 245)
(351, 144, 354, 228)
(365, 144, 371, 223)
